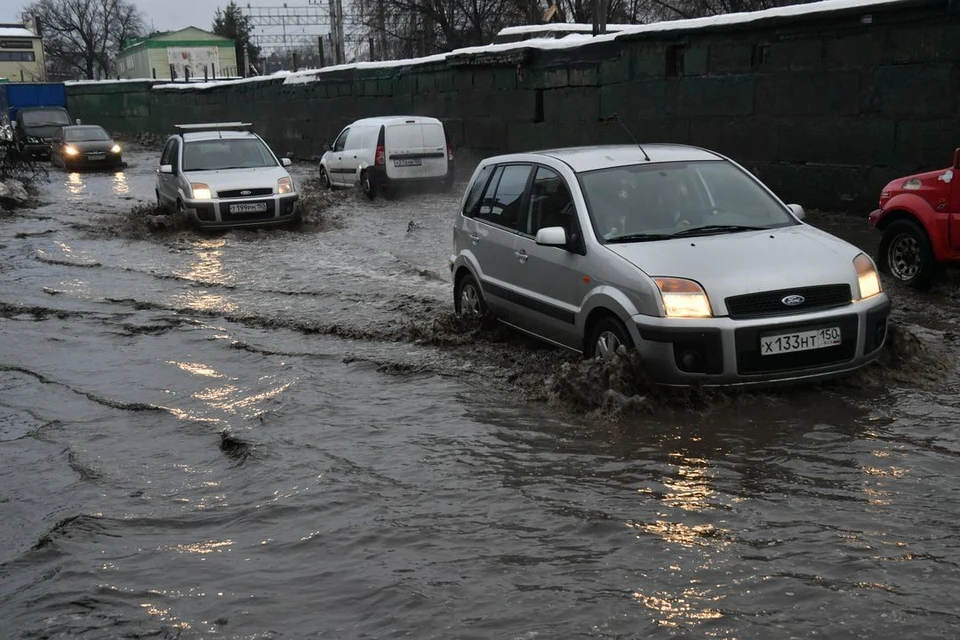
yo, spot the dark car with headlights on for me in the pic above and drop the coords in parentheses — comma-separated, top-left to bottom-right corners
(50, 125, 123, 169)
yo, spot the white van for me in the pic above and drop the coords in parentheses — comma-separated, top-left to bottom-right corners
(318, 116, 454, 199)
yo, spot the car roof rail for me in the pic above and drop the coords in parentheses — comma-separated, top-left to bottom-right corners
(173, 122, 254, 134)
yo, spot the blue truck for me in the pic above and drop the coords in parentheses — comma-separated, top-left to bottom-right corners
(0, 82, 73, 159)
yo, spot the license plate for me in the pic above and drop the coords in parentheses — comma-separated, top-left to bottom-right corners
(88, 153, 105, 160)
(229, 202, 268, 213)
(393, 158, 421, 167)
(761, 326, 842, 355)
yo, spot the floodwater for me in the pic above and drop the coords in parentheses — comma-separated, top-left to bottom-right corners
(1, 147, 959, 639)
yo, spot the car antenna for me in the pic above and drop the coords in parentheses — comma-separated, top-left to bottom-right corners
(602, 113, 650, 161)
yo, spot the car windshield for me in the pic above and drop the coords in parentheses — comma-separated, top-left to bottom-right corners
(182, 138, 277, 171)
(64, 126, 110, 142)
(21, 109, 71, 127)
(578, 160, 798, 242)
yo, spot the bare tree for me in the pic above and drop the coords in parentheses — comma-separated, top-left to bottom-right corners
(20, 0, 144, 80)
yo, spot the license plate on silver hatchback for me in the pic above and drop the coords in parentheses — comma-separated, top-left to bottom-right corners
(761, 327, 841, 355)
(394, 158, 421, 167)
(230, 202, 268, 213)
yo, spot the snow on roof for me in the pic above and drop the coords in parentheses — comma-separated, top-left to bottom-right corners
(0, 27, 38, 38)
(152, 70, 291, 90)
(497, 23, 634, 35)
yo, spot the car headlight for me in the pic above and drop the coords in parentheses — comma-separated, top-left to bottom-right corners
(277, 177, 293, 194)
(654, 277, 713, 318)
(64, 145, 79, 156)
(854, 253, 882, 300)
(902, 178, 922, 190)
(191, 183, 212, 200)
(110, 144, 121, 154)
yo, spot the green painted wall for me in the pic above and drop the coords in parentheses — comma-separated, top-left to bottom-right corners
(69, 0, 960, 212)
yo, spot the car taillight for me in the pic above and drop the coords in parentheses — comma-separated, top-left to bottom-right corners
(375, 145, 385, 166)
(446, 143, 453, 162)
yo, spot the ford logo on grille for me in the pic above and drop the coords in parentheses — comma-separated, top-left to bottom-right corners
(781, 294, 805, 306)
(240, 190, 251, 195)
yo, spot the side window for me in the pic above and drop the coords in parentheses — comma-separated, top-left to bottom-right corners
(333, 128, 350, 152)
(526, 166, 575, 236)
(476, 164, 531, 231)
(462, 164, 493, 217)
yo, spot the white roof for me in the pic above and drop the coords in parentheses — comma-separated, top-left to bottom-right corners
(348, 115, 443, 127)
(181, 130, 259, 142)
(0, 27, 38, 38)
(493, 144, 723, 172)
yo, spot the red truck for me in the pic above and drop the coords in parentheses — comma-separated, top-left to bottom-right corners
(868, 149, 960, 289)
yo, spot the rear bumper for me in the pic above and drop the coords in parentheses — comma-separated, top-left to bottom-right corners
(629, 294, 891, 387)
(369, 160, 455, 187)
(184, 193, 299, 228)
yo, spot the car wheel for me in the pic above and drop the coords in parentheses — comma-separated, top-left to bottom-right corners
(586, 315, 635, 359)
(877, 219, 937, 290)
(361, 171, 377, 201)
(455, 273, 486, 316)
(319, 166, 332, 189)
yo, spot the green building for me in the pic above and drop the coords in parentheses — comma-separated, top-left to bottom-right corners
(117, 26, 238, 81)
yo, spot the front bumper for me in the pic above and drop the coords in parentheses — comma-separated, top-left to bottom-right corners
(630, 294, 891, 387)
(183, 193, 300, 228)
(868, 208, 882, 228)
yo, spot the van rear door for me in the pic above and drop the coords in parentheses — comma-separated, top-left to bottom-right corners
(384, 122, 426, 180)
(420, 122, 449, 179)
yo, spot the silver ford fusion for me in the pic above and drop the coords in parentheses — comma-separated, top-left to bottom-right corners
(449, 144, 891, 387)
(156, 123, 299, 229)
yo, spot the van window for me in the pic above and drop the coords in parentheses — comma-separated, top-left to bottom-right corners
(463, 164, 494, 217)
(476, 164, 531, 230)
(422, 123, 446, 147)
(385, 123, 422, 149)
(361, 126, 380, 149)
(333, 128, 350, 152)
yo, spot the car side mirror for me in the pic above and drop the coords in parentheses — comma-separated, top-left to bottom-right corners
(535, 226, 568, 247)
(281, 157, 292, 167)
(787, 204, 805, 221)
(159, 164, 173, 174)
(75, 118, 81, 125)
(954, 147, 960, 169)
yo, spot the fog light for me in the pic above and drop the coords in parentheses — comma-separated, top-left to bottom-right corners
(680, 350, 701, 371)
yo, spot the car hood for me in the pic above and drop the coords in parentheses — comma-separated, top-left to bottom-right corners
(604, 225, 864, 312)
(22, 125, 63, 140)
(67, 140, 116, 152)
(182, 166, 289, 192)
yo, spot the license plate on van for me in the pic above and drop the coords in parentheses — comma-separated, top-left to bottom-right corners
(230, 202, 268, 213)
(760, 326, 841, 355)
(394, 158, 421, 167)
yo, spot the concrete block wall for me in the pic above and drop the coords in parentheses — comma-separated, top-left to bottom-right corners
(66, 0, 960, 212)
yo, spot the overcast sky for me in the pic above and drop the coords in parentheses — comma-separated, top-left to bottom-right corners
(2, 0, 309, 34)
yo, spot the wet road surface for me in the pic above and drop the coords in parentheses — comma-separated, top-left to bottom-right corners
(1, 147, 959, 639)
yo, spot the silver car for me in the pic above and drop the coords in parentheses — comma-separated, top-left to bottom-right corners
(156, 123, 299, 229)
(449, 144, 891, 387)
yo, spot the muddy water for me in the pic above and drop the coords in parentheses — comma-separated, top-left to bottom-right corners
(1, 147, 959, 639)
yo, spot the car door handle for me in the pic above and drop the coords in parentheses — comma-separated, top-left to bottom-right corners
(515, 250, 528, 263)
(469, 233, 480, 244)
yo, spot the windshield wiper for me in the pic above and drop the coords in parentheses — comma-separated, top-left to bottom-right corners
(668, 224, 766, 238)
(605, 232, 672, 243)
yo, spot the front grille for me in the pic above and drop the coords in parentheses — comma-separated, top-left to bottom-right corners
(219, 199, 276, 222)
(735, 314, 859, 375)
(218, 187, 273, 199)
(725, 284, 851, 320)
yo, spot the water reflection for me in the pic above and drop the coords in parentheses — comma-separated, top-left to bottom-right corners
(632, 588, 725, 628)
(66, 172, 85, 199)
(173, 238, 237, 313)
(112, 171, 129, 195)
